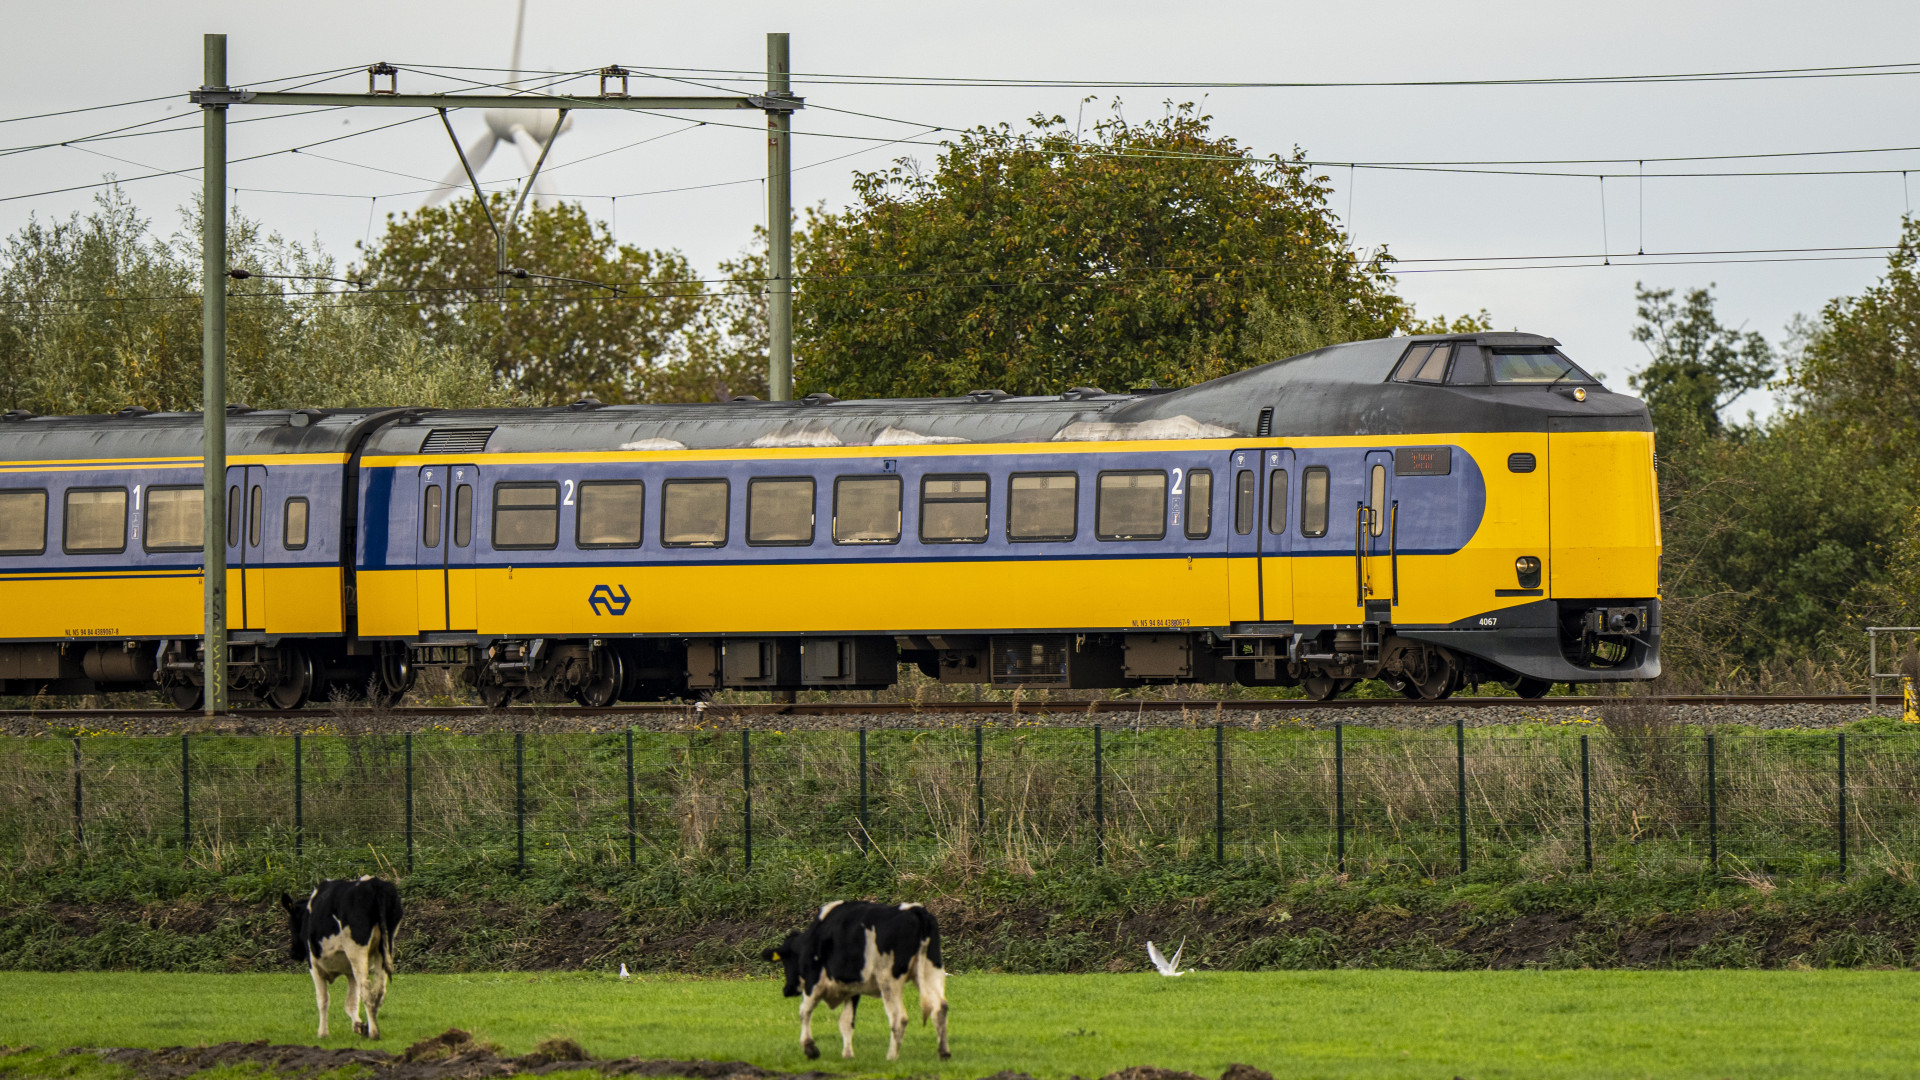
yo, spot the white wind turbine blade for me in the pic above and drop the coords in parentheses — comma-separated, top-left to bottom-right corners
(510, 125, 558, 210)
(424, 129, 499, 207)
(508, 0, 528, 85)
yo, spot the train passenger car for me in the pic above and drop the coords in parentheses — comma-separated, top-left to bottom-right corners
(346, 329, 1658, 703)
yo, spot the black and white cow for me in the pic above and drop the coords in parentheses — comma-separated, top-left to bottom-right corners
(280, 876, 402, 1039)
(763, 900, 949, 1062)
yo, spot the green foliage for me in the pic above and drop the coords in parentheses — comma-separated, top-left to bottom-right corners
(355, 195, 705, 404)
(0, 189, 517, 415)
(1629, 283, 1774, 436)
(796, 105, 1446, 400)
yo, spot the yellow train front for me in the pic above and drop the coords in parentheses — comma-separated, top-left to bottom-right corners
(0, 331, 1657, 705)
(345, 329, 1658, 704)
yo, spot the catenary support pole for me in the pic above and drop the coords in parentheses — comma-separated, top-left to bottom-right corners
(1455, 717, 1468, 873)
(515, 732, 525, 873)
(1214, 721, 1225, 862)
(1335, 722, 1346, 873)
(858, 726, 869, 854)
(742, 730, 753, 871)
(765, 32, 793, 400)
(1580, 733, 1593, 873)
(1706, 732, 1718, 868)
(626, 728, 636, 865)
(72, 737, 83, 848)
(293, 733, 303, 856)
(1838, 732, 1848, 874)
(1093, 723, 1104, 867)
(404, 732, 413, 873)
(198, 33, 229, 715)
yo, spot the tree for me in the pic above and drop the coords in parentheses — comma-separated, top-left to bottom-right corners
(795, 105, 1437, 400)
(356, 195, 704, 404)
(1792, 217, 1920, 452)
(1628, 283, 1774, 436)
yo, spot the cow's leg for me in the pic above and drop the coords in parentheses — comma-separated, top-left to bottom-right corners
(838, 995, 859, 1059)
(798, 989, 824, 1059)
(346, 947, 372, 1037)
(880, 978, 908, 1061)
(361, 947, 389, 1040)
(916, 956, 951, 1060)
(310, 963, 331, 1039)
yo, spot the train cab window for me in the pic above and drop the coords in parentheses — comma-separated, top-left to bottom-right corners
(1008, 473, 1077, 542)
(1368, 464, 1387, 537)
(248, 485, 263, 548)
(64, 487, 127, 553)
(492, 482, 560, 549)
(1233, 470, 1255, 535)
(833, 476, 901, 544)
(1392, 343, 1453, 384)
(284, 497, 309, 551)
(226, 485, 241, 547)
(1300, 467, 1330, 538)
(1184, 469, 1213, 540)
(1267, 470, 1288, 534)
(577, 480, 644, 548)
(1489, 349, 1595, 383)
(143, 487, 202, 552)
(920, 475, 988, 543)
(1096, 471, 1166, 541)
(661, 479, 729, 547)
(421, 485, 443, 548)
(0, 489, 48, 555)
(748, 477, 815, 546)
(452, 485, 472, 548)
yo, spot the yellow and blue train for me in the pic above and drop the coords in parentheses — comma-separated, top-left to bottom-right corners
(0, 331, 1660, 707)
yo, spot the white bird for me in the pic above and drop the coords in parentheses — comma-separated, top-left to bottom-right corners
(424, 0, 573, 211)
(1146, 938, 1188, 977)
(618, 963, 630, 980)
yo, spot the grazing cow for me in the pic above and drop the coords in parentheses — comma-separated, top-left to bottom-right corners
(762, 900, 949, 1061)
(280, 876, 402, 1039)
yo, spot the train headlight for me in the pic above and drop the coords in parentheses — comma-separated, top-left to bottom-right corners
(1572, 387, 1587, 402)
(1515, 556, 1542, 589)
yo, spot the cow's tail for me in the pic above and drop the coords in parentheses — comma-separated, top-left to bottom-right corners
(376, 879, 402, 977)
(914, 910, 946, 1025)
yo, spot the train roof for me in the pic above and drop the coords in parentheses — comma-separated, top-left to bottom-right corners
(0, 332, 1649, 461)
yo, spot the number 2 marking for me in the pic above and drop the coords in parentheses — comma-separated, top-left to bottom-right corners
(1170, 468, 1184, 497)
(563, 479, 576, 506)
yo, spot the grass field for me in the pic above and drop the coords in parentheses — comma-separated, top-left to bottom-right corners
(2, 970, 1917, 1079)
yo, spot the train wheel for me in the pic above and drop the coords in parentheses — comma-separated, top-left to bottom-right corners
(1302, 676, 1344, 701)
(263, 647, 313, 710)
(573, 649, 624, 708)
(1509, 676, 1553, 699)
(168, 683, 203, 711)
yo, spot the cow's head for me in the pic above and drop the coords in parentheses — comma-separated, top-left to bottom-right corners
(762, 930, 808, 997)
(280, 892, 310, 964)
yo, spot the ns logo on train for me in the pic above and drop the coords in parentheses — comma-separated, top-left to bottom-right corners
(587, 584, 632, 616)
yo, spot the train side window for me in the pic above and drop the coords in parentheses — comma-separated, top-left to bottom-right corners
(1368, 463, 1387, 537)
(661, 479, 729, 547)
(920, 474, 988, 543)
(1185, 469, 1213, 540)
(1392, 342, 1452, 384)
(0, 489, 48, 555)
(1300, 467, 1330, 538)
(143, 487, 201, 552)
(421, 485, 442, 548)
(834, 476, 901, 544)
(1096, 471, 1166, 541)
(1008, 473, 1077, 542)
(493, 482, 560, 550)
(248, 485, 263, 548)
(1267, 470, 1289, 534)
(226, 485, 241, 548)
(748, 477, 815, 546)
(577, 480, 644, 548)
(1233, 470, 1255, 535)
(64, 487, 127, 554)
(452, 484, 472, 548)
(284, 497, 309, 551)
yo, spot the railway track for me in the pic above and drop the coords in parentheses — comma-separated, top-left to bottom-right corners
(0, 693, 1875, 721)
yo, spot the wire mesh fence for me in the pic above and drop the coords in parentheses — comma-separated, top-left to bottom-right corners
(2, 721, 1913, 878)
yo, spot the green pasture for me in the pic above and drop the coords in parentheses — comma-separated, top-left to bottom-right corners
(2, 969, 1916, 1079)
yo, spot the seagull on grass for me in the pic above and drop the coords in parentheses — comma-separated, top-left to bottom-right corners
(1146, 938, 1188, 976)
(619, 963, 631, 980)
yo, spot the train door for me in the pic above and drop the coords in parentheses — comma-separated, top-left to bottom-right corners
(1259, 449, 1294, 622)
(1225, 448, 1265, 623)
(415, 464, 479, 633)
(1361, 450, 1396, 619)
(224, 465, 269, 629)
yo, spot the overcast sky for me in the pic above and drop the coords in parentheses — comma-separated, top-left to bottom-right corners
(8, 0, 1920, 413)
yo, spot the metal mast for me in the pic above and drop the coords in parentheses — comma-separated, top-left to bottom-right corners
(198, 33, 228, 715)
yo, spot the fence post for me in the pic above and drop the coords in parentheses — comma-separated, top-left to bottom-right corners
(1335, 722, 1346, 873)
(1580, 733, 1592, 873)
(181, 733, 190, 853)
(1093, 723, 1104, 867)
(1214, 721, 1224, 863)
(1838, 732, 1848, 875)
(1455, 717, 1467, 874)
(293, 732, 303, 856)
(626, 727, 637, 866)
(515, 731, 525, 873)
(71, 737, 83, 849)
(858, 726, 869, 854)
(742, 730, 753, 872)
(974, 723, 984, 847)
(404, 732, 413, 874)
(1706, 732, 1718, 869)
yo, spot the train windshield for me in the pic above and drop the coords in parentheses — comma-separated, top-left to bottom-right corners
(1488, 349, 1596, 384)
